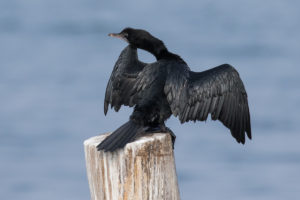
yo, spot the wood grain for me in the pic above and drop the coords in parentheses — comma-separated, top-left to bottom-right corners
(84, 133, 180, 200)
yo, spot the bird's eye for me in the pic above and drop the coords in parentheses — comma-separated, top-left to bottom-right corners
(123, 32, 128, 38)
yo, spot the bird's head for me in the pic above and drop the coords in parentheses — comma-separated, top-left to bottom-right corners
(108, 27, 167, 58)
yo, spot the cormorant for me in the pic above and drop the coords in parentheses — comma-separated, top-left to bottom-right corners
(97, 27, 251, 152)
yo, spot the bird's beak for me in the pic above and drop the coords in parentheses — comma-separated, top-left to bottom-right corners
(108, 33, 128, 43)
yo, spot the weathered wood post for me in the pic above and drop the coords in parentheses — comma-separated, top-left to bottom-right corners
(84, 132, 180, 200)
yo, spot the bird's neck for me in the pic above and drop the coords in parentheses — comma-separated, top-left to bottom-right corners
(155, 49, 183, 61)
(141, 40, 182, 61)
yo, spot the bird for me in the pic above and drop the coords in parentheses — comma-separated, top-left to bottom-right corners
(97, 27, 251, 152)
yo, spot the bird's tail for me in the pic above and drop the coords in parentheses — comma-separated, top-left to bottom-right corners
(97, 120, 144, 152)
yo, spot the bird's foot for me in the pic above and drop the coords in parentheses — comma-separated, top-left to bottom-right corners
(161, 126, 176, 149)
(143, 125, 176, 149)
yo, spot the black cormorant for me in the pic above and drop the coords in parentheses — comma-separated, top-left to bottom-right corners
(97, 28, 251, 152)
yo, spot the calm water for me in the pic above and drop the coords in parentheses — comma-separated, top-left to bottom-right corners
(1, 0, 300, 199)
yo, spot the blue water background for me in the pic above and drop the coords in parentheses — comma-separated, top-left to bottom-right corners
(1, 0, 300, 199)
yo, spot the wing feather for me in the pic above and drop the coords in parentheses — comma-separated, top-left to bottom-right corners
(104, 45, 146, 115)
(164, 63, 251, 143)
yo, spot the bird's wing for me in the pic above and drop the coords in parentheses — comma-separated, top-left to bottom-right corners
(104, 45, 146, 115)
(164, 63, 251, 143)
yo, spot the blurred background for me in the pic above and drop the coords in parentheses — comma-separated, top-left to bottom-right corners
(1, 0, 299, 199)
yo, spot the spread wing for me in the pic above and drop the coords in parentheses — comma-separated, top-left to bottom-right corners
(104, 45, 146, 115)
(164, 63, 251, 144)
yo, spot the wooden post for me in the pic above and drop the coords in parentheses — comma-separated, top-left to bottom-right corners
(84, 133, 180, 200)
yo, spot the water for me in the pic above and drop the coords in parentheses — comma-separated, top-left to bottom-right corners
(1, 0, 300, 199)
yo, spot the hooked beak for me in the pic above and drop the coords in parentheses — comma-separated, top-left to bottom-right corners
(108, 33, 129, 43)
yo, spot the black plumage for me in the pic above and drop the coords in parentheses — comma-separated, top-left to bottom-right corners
(97, 28, 251, 152)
